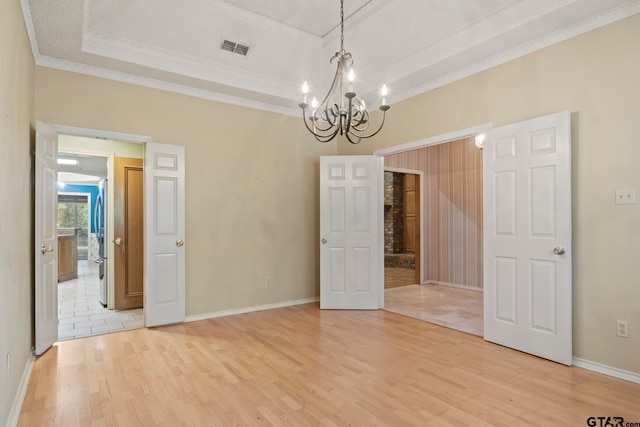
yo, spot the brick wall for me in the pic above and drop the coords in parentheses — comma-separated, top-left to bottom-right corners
(384, 172, 404, 254)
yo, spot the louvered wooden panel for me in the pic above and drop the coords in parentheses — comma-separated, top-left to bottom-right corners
(385, 137, 483, 288)
(403, 174, 416, 253)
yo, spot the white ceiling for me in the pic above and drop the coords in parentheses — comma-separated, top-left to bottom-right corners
(22, 0, 640, 116)
(57, 152, 107, 185)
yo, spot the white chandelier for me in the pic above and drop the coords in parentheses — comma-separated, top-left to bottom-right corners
(298, 0, 390, 144)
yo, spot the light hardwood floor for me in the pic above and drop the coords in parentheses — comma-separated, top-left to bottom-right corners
(20, 303, 640, 426)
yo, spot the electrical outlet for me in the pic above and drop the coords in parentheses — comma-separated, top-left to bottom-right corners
(617, 320, 629, 338)
(6, 352, 10, 376)
(615, 188, 636, 205)
(266, 277, 271, 286)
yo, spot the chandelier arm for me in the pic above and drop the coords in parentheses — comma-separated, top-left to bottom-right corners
(315, 126, 341, 143)
(302, 105, 342, 142)
(347, 110, 388, 140)
(301, 108, 322, 135)
(344, 131, 361, 144)
(343, 96, 353, 135)
(348, 110, 370, 133)
(354, 108, 370, 126)
(329, 104, 341, 123)
(310, 118, 335, 134)
(312, 110, 337, 133)
(320, 64, 342, 108)
(311, 105, 340, 134)
(303, 108, 334, 137)
(310, 123, 342, 143)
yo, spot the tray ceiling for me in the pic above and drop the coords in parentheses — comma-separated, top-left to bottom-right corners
(22, 0, 640, 116)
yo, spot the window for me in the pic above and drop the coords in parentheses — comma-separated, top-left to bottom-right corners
(58, 194, 89, 260)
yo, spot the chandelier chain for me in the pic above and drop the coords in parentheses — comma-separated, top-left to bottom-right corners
(340, 0, 344, 52)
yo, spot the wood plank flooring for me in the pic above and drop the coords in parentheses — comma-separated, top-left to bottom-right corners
(19, 303, 640, 426)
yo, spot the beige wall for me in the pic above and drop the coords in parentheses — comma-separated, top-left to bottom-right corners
(35, 68, 336, 317)
(340, 14, 640, 373)
(385, 137, 483, 288)
(0, 0, 35, 425)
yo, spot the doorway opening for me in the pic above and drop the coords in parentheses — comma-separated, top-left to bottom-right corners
(381, 136, 484, 336)
(56, 135, 145, 341)
(383, 170, 420, 289)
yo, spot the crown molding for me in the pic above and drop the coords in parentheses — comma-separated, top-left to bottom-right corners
(82, 31, 300, 101)
(25, 0, 640, 117)
(36, 56, 300, 117)
(376, 0, 578, 84)
(19, 0, 39, 61)
(389, 0, 640, 105)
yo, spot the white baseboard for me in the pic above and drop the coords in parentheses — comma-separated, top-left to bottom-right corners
(573, 357, 640, 384)
(423, 280, 483, 292)
(7, 354, 35, 427)
(185, 297, 320, 323)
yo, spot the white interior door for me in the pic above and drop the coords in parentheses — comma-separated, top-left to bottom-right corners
(320, 155, 380, 309)
(35, 122, 59, 355)
(144, 142, 186, 327)
(483, 111, 572, 365)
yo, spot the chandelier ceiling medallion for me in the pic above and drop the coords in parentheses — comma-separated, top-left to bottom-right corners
(299, 0, 390, 144)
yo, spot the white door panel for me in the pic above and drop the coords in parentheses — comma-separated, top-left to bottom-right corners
(144, 143, 186, 327)
(35, 122, 59, 355)
(320, 156, 380, 309)
(484, 111, 572, 365)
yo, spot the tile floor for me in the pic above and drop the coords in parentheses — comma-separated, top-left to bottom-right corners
(385, 283, 483, 336)
(58, 260, 144, 341)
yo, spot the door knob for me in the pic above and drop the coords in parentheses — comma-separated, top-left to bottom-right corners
(40, 244, 53, 254)
(553, 246, 566, 255)
(176, 239, 184, 247)
(114, 237, 122, 246)
(321, 238, 327, 244)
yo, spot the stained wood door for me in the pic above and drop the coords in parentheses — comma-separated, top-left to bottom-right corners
(35, 122, 59, 355)
(144, 142, 186, 327)
(114, 157, 144, 310)
(320, 156, 380, 309)
(483, 111, 572, 365)
(403, 174, 416, 253)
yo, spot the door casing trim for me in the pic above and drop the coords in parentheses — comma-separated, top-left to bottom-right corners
(373, 123, 492, 308)
(46, 123, 152, 316)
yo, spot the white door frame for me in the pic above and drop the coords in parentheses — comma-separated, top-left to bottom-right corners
(48, 123, 152, 314)
(374, 123, 492, 308)
(57, 149, 114, 304)
(383, 166, 425, 287)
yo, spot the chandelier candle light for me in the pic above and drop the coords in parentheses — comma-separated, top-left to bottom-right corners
(299, 0, 390, 144)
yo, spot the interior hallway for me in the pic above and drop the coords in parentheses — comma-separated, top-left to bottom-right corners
(58, 260, 144, 341)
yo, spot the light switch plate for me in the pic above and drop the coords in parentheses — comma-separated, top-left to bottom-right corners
(615, 188, 636, 205)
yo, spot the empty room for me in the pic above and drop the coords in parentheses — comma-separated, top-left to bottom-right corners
(2, 1, 640, 426)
